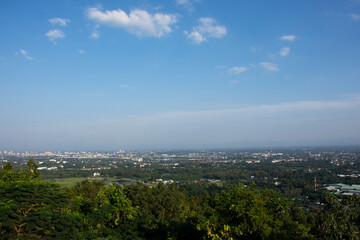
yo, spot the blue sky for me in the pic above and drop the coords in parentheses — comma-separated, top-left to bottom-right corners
(1, 0, 360, 151)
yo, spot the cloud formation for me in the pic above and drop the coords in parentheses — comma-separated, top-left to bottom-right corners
(229, 80, 239, 85)
(250, 46, 261, 53)
(280, 47, 290, 57)
(35, 95, 359, 149)
(229, 66, 247, 74)
(45, 29, 65, 43)
(260, 62, 279, 71)
(16, 49, 33, 60)
(147, 95, 360, 119)
(86, 7, 177, 38)
(184, 17, 227, 44)
(350, 13, 360, 21)
(49, 17, 70, 26)
(175, 0, 192, 6)
(281, 35, 296, 41)
(90, 32, 100, 39)
(78, 49, 85, 54)
(90, 25, 100, 39)
(175, 0, 200, 12)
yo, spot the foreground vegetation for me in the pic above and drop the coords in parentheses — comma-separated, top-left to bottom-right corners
(0, 159, 359, 239)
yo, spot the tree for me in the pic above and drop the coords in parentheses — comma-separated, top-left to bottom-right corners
(71, 179, 105, 215)
(198, 185, 312, 240)
(23, 158, 40, 181)
(96, 184, 137, 229)
(0, 160, 83, 239)
(312, 193, 360, 240)
(71, 183, 139, 239)
(0, 181, 83, 239)
(123, 183, 194, 240)
(0, 158, 40, 183)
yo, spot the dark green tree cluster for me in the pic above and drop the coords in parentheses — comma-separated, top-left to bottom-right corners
(311, 193, 360, 239)
(1, 160, 360, 240)
(0, 159, 83, 239)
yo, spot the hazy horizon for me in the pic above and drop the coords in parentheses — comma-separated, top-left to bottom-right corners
(2, 142, 360, 153)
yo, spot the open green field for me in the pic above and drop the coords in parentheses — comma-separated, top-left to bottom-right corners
(50, 177, 116, 188)
(49, 177, 143, 188)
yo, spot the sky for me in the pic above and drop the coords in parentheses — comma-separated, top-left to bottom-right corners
(1, 0, 360, 151)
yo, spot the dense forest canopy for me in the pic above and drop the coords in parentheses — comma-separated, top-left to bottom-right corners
(0, 159, 359, 239)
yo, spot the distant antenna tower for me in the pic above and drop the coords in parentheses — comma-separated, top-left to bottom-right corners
(314, 177, 318, 191)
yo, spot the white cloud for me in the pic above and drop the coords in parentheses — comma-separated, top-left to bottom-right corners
(176, 0, 190, 5)
(16, 49, 33, 60)
(120, 84, 135, 90)
(350, 13, 360, 20)
(260, 62, 279, 71)
(153, 5, 164, 11)
(90, 25, 100, 39)
(175, 0, 200, 12)
(229, 66, 247, 74)
(49, 17, 70, 26)
(215, 65, 227, 69)
(86, 7, 177, 38)
(90, 32, 100, 39)
(280, 47, 290, 57)
(11, 95, 360, 149)
(229, 80, 239, 84)
(148, 96, 360, 119)
(250, 46, 261, 53)
(280, 35, 296, 41)
(184, 30, 204, 43)
(45, 29, 65, 44)
(78, 49, 85, 54)
(90, 24, 100, 39)
(184, 17, 227, 44)
(73, 95, 360, 148)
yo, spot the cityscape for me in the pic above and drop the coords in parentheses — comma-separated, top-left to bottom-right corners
(1, 0, 360, 238)
(2, 147, 359, 186)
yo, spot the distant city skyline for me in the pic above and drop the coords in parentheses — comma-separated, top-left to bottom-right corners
(1, 0, 360, 150)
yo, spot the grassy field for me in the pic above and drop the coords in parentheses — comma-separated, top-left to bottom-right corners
(50, 177, 117, 188)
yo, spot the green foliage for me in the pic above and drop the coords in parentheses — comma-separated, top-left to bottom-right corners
(312, 193, 360, 240)
(96, 184, 137, 227)
(71, 179, 105, 215)
(2, 159, 360, 239)
(0, 181, 83, 239)
(197, 185, 313, 240)
(123, 183, 195, 239)
(69, 181, 139, 239)
(0, 158, 40, 183)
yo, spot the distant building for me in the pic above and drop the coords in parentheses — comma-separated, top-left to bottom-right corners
(326, 183, 360, 195)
